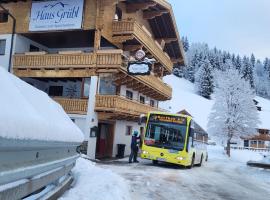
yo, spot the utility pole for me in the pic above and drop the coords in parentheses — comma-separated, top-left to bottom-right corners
(0, 3, 16, 72)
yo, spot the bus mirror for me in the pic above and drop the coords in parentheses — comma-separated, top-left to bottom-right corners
(139, 114, 147, 125)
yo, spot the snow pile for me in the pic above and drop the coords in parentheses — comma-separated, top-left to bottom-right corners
(60, 157, 131, 200)
(0, 67, 84, 142)
(161, 75, 270, 131)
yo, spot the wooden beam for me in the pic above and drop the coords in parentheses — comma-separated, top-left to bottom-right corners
(123, 44, 143, 52)
(156, 38, 178, 44)
(171, 58, 184, 64)
(126, 2, 157, 13)
(143, 10, 168, 19)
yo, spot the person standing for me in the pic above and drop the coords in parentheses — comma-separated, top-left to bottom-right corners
(129, 130, 140, 163)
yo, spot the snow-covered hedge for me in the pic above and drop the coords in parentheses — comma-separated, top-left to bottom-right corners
(0, 67, 84, 143)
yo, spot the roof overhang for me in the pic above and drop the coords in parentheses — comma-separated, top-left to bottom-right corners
(125, 0, 186, 67)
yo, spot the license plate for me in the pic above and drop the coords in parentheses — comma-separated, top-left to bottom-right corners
(157, 157, 166, 162)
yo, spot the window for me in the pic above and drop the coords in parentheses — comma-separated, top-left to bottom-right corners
(126, 90, 133, 100)
(140, 96, 145, 104)
(0, 40, 6, 55)
(29, 44, 39, 52)
(150, 99, 155, 107)
(48, 86, 63, 96)
(82, 78, 91, 98)
(114, 6, 122, 21)
(250, 141, 257, 145)
(126, 126, 132, 136)
(0, 11, 8, 23)
(99, 76, 116, 95)
(258, 141, 264, 145)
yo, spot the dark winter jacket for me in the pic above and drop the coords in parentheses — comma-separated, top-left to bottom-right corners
(131, 135, 140, 150)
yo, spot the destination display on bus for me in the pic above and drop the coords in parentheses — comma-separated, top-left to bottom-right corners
(149, 114, 186, 125)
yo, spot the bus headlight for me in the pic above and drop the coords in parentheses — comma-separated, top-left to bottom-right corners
(176, 156, 185, 160)
(143, 151, 149, 154)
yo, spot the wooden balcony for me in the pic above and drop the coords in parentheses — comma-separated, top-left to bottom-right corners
(112, 20, 173, 73)
(114, 71, 172, 100)
(13, 49, 124, 78)
(53, 97, 88, 115)
(95, 95, 162, 120)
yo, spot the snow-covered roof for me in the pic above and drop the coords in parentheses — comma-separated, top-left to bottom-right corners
(160, 75, 270, 131)
(0, 67, 84, 143)
(254, 96, 270, 130)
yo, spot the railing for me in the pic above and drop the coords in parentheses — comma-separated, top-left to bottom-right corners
(112, 20, 173, 73)
(13, 53, 96, 68)
(231, 146, 270, 152)
(0, 138, 80, 199)
(13, 49, 124, 74)
(53, 97, 88, 115)
(95, 95, 162, 116)
(138, 75, 172, 99)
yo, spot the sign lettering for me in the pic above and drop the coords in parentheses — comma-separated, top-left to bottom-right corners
(29, 0, 84, 31)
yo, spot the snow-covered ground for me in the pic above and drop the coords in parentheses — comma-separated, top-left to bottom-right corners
(59, 157, 131, 200)
(59, 147, 270, 200)
(0, 67, 83, 142)
(95, 146, 270, 200)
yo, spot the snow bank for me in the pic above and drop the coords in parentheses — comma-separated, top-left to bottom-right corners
(161, 75, 270, 131)
(59, 157, 131, 200)
(0, 67, 84, 143)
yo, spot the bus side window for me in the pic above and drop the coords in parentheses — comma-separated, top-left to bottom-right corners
(190, 128, 194, 147)
(187, 121, 194, 152)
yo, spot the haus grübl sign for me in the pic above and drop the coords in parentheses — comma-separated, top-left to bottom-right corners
(29, 0, 84, 31)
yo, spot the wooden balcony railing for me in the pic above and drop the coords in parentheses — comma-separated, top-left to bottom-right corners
(95, 95, 162, 118)
(53, 97, 88, 115)
(13, 49, 124, 77)
(138, 74, 172, 99)
(112, 20, 173, 73)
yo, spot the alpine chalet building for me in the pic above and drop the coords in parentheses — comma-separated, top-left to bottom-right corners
(0, 0, 185, 159)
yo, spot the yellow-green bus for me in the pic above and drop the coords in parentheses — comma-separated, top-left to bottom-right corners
(140, 112, 208, 168)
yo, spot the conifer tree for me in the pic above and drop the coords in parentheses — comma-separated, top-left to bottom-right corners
(195, 59, 213, 99)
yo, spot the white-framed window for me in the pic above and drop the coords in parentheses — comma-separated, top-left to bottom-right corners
(125, 125, 132, 136)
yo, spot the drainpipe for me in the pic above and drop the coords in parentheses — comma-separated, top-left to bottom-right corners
(0, 4, 16, 72)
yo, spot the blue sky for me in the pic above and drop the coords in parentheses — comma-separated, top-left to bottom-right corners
(169, 0, 270, 60)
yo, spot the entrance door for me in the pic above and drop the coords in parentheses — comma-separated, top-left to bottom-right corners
(96, 123, 114, 159)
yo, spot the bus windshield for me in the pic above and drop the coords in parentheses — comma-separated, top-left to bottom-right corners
(144, 121, 187, 151)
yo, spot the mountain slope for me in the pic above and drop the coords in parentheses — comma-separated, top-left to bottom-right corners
(160, 75, 270, 131)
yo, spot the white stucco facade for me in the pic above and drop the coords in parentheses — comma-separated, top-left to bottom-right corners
(112, 120, 145, 157)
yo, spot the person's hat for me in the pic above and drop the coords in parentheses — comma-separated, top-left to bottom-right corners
(133, 131, 139, 136)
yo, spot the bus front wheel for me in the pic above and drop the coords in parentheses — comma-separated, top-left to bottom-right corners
(187, 155, 195, 169)
(152, 160, 158, 165)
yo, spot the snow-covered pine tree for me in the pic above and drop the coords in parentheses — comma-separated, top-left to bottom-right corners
(234, 55, 242, 72)
(241, 56, 254, 88)
(254, 60, 270, 98)
(182, 36, 190, 52)
(250, 53, 256, 68)
(208, 67, 260, 157)
(195, 58, 213, 99)
(264, 58, 270, 79)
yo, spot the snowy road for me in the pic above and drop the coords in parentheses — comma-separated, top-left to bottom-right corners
(98, 147, 270, 200)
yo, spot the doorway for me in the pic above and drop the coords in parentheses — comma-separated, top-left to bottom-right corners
(96, 123, 114, 159)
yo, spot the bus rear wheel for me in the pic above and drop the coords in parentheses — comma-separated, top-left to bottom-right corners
(198, 155, 203, 167)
